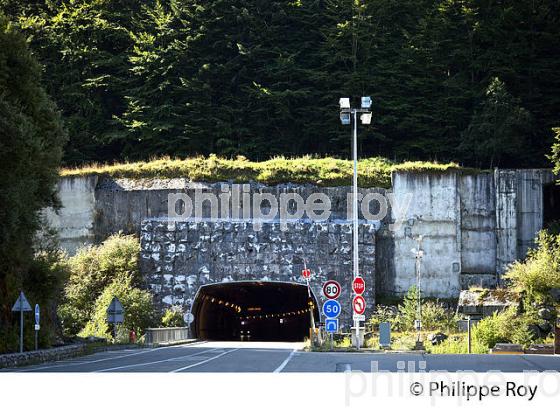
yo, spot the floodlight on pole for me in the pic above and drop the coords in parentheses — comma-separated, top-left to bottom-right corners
(337, 96, 372, 350)
(340, 112, 351, 125)
(361, 96, 372, 109)
(360, 112, 372, 125)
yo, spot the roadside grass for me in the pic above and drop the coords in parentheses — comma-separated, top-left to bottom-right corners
(424, 333, 489, 354)
(60, 154, 467, 188)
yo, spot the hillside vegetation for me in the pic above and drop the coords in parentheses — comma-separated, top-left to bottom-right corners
(2, 1, 559, 168)
(60, 155, 465, 188)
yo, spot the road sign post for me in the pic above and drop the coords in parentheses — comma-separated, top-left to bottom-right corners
(184, 311, 194, 339)
(12, 292, 32, 353)
(34, 304, 40, 351)
(351, 277, 365, 349)
(107, 297, 125, 342)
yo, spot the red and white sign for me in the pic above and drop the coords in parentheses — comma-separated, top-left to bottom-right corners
(353, 295, 366, 315)
(302, 269, 311, 279)
(322, 280, 341, 300)
(352, 277, 365, 295)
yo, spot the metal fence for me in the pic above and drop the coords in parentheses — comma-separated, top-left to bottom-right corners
(144, 327, 190, 346)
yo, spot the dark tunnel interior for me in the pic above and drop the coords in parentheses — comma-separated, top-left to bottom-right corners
(543, 183, 560, 230)
(191, 281, 320, 341)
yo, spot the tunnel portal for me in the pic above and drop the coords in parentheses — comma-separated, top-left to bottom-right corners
(191, 281, 320, 341)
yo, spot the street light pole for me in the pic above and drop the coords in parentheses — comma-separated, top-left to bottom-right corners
(413, 235, 424, 349)
(339, 97, 372, 350)
(352, 110, 360, 349)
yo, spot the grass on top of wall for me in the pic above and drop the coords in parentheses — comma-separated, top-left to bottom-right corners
(60, 154, 467, 188)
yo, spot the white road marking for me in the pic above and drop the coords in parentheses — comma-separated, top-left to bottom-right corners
(273, 349, 297, 373)
(95, 348, 219, 372)
(170, 348, 240, 372)
(16, 341, 207, 372)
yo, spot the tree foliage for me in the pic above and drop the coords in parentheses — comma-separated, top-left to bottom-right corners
(58, 233, 141, 336)
(0, 14, 66, 352)
(1, 0, 558, 167)
(161, 307, 185, 328)
(551, 128, 560, 176)
(79, 275, 155, 341)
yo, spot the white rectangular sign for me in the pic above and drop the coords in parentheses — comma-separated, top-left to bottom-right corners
(353, 314, 365, 321)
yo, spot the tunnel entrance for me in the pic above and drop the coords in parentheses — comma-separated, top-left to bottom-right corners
(191, 281, 320, 341)
(543, 182, 560, 232)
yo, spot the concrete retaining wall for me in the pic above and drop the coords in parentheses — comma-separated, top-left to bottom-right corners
(46, 168, 555, 304)
(44, 175, 98, 254)
(383, 169, 554, 297)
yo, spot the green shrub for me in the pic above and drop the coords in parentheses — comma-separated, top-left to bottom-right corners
(504, 231, 560, 302)
(368, 305, 399, 329)
(79, 276, 155, 341)
(428, 335, 488, 354)
(472, 307, 537, 349)
(161, 308, 185, 328)
(394, 286, 419, 332)
(58, 233, 141, 336)
(389, 286, 457, 332)
(421, 301, 458, 332)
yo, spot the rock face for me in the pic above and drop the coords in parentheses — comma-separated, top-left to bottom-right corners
(550, 288, 560, 303)
(428, 332, 448, 345)
(457, 289, 518, 317)
(140, 219, 378, 329)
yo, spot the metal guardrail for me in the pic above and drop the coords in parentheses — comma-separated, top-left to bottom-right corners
(144, 327, 190, 346)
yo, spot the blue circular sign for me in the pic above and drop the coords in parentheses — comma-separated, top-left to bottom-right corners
(34, 304, 40, 325)
(322, 299, 341, 319)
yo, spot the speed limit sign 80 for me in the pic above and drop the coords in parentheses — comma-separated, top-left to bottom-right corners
(322, 280, 341, 300)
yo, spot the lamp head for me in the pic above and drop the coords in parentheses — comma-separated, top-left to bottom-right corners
(339, 97, 350, 109)
(361, 96, 372, 109)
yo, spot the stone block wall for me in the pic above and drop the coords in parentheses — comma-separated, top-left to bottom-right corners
(140, 219, 377, 329)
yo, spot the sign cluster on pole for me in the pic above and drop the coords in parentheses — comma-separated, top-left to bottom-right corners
(352, 276, 366, 347)
(322, 280, 341, 333)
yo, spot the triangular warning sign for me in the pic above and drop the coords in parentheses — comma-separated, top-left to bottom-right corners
(12, 292, 32, 312)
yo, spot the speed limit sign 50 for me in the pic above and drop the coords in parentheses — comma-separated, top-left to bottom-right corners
(322, 280, 341, 300)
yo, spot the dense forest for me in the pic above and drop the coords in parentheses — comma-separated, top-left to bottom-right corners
(1, 0, 559, 168)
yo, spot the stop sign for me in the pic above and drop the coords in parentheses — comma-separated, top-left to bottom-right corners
(302, 268, 311, 279)
(352, 277, 365, 295)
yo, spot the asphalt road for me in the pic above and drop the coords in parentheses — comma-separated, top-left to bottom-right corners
(5, 341, 560, 373)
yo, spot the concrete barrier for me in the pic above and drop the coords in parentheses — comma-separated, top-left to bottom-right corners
(144, 327, 191, 346)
